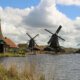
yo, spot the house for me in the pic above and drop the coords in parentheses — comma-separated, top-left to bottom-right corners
(0, 20, 18, 53)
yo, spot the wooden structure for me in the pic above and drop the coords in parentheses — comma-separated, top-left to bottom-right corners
(44, 25, 65, 52)
(26, 33, 40, 51)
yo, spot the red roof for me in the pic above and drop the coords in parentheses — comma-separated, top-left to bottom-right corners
(3, 37, 18, 48)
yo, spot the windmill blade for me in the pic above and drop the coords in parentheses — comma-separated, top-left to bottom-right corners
(26, 33, 32, 39)
(34, 41, 39, 46)
(33, 34, 39, 39)
(35, 43, 38, 46)
(58, 36, 65, 41)
(44, 29, 53, 34)
(48, 37, 53, 44)
(55, 25, 62, 34)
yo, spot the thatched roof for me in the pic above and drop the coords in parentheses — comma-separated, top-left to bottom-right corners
(3, 37, 18, 48)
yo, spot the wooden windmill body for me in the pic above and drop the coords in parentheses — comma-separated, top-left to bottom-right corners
(29, 38, 35, 48)
(26, 33, 40, 51)
(44, 25, 65, 52)
(48, 34, 59, 48)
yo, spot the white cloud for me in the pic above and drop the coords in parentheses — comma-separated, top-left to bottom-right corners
(0, 0, 80, 48)
(56, 0, 80, 6)
(0, 7, 32, 43)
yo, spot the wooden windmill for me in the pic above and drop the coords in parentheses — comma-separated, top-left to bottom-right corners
(26, 33, 39, 50)
(44, 25, 65, 52)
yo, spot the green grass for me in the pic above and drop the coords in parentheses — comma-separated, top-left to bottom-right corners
(0, 53, 27, 57)
(0, 64, 45, 80)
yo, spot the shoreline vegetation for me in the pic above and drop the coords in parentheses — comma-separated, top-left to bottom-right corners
(0, 63, 45, 80)
(0, 53, 27, 57)
(0, 47, 79, 57)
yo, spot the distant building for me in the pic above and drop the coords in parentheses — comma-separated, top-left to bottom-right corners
(0, 20, 18, 53)
(18, 43, 28, 48)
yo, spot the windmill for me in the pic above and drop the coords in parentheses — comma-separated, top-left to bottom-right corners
(44, 25, 65, 52)
(26, 33, 39, 50)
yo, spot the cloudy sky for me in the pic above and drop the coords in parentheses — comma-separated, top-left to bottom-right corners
(0, 0, 80, 48)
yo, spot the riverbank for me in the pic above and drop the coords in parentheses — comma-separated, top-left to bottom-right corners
(28, 47, 79, 55)
(0, 53, 27, 57)
(0, 47, 79, 57)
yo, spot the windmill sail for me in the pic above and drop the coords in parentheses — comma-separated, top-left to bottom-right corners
(58, 36, 65, 41)
(33, 34, 39, 39)
(45, 29, 53, 34)
(55, 25, 62, 34)
(26, 33, 32, 39)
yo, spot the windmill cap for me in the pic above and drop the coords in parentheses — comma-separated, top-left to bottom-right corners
(59, 25, 62, 27)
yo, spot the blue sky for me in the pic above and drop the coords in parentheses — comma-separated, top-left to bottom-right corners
(0, 0, 40, 9)
(56, 4, 80, 20)
(0, 0, 80, 20)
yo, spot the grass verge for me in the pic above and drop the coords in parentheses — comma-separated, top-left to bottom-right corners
(0, 53, 27, 57)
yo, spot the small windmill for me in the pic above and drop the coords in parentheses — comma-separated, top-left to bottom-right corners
(44, 25, 65, 51)
(26, 33, 39, 50)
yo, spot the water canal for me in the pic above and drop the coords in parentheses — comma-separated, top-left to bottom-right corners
(0, 54, 80, 80)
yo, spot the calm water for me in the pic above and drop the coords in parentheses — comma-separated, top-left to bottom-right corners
(0, 54, 80, 80)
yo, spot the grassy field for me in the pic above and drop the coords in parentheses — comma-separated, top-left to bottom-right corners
(0, 53, 27, 57)
(0, 64, 45, 80)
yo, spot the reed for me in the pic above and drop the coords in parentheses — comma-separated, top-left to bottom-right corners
(0, 63, 45, 80)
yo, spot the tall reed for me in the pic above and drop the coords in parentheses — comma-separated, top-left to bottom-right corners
(0, 62, 45, 80)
